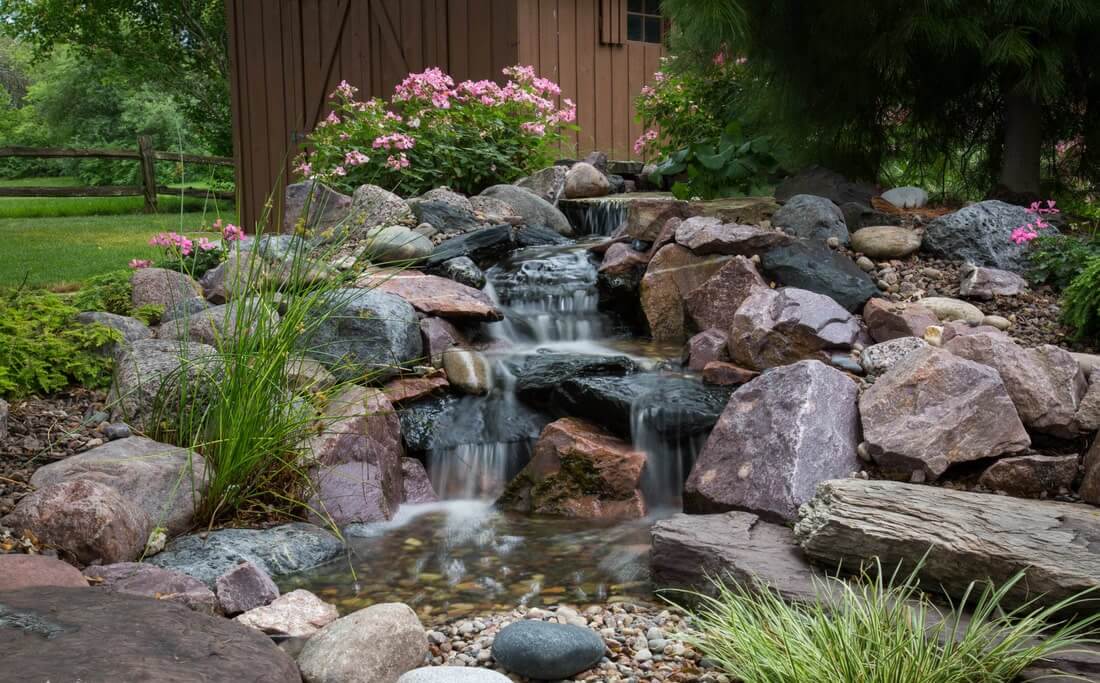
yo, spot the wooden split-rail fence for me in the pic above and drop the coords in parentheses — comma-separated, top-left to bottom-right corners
(0, 135, 236, 212)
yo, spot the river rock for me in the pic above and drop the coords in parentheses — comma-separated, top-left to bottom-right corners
(564, 162, 610, 199)
(481, 184, 573, 236)
(686, 329, 730, 371)
(361, 226, 434, 262)
(29, 436, 206, 536)
(760, 240, 878, 312)
(516, 166, 569, 204)
(728, 287, 869, 371)
(497, 417, 647, 520)
(491, 620, 606, 680)
(1076, 376, 1100, 432)
(350, 184, 415, 233)
(863, 298, 940, 342)
(284, 180, 353, 234)
(945, 332, 1086, 437)
(108, 338, 221, 431)
(74, 311, 151, 353)
(3, 479, 148, 564)
(685, 360, 860, 521)
(298, 602, 428, 683)
(131, 267, 202, 309)
(235, 588, 339, 638)
(365, 271, 501, 321)
(775, 166, 875, 206)
(511, 352, 637, 402)
(859, 337, 928, 376)
(442, 348, 493, 395)
(215, 560, 279, 616)
(399, 668, 512, 683)
(640, 244, 730, 341)
(880, 186, 928, 209)
(0, 554, 87, 592)
(850, 225, 922, 259)
(147, 523, 344, 587)
(674, 216, 789, 256)
(684, 256, 767, 332)
(401, 457, 438, 503)
(702, 361, 758, 386)
(959, 263, 1028, 299)
(83, 562, 219, 615)
(922, 200, 1039, 273)
(859, 347, 1030, 479)
(439, 256, 486, 289)
(978, 454, 1079, 498)
(771, 194, 849, 245)
(309, 289, 421, 380)
(651, 512, 823, 603)
(794, 479, 1100, 613)
(0, 587, 300, 683)
(309, 460, 401, 525)
(920, 296, 984, 324)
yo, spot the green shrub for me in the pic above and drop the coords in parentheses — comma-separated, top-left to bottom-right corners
(0, 290, 121, 398)
(1028, 234, 1100, 290)
(1062, 255, 1100, 342)
(648, 122, 781, 200)
(676, 565, 1099, 683)
(71, 270, 134, 316)
(299, 66, 577, 197)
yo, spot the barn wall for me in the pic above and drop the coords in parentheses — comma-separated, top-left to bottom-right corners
(516, 0, 664, 160)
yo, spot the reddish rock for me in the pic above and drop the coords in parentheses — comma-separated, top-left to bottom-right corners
(308, 460, 400, 525)
(130, 267, 202, 309)
(83, 562, 219, 615)
(215, 561, 280, 616)
(420, 317, 467, 367)
(945, 333, 1086, 438)
(860, 347, 1030, 480)
(640, 244, 730, 342)
(598, 242, 649, 277)
(622, 196, 688, 242)
(1076, 376, 1100, 432)
(685, 360, 861, 522)
(728, 287, 869, 371)
(685, 256, 767, 331)
(978, 454, 1079, 498)
(401, 458, 439, 504)
(383, 375, 449, 405)
(363, 271, 502, 321)
(686, 329, 730, 372)
(0, 554, 88, 591)
(675, 216, 790, 256)
(702, 361, 758, 386)
(235, 588, 340, 638)
(302, 385, 403, 468)
(497, 417, 647, 520)
(3, 479, 149, 565)
(863, 298, 940, 343)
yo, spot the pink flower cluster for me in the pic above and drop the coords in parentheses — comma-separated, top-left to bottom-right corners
(1010, 200, 1059, 245)
(372, 133, 415, 150)
(222, 223, 246, 242)
(393, 67, 456, 108)
(129, 259, 152, 269)
(344, 150, 370, 166)
(386, 154, 410, 170)
(150, 231, 195, 256)
(634, 128, 659, 154)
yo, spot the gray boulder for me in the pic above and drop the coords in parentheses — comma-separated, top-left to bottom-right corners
(760, 240, 878, 312)
(131, 267, 201, 310)
(880, 186, 928, 209)
(515, 165, 569, 204)
(480, 184, 573, 236)
(308, 289, 422, 380)
(923, 200, 1041, 273)
(160, 296, 211, 323)
(284, 180, 353, 234)
(348, 184, 415, 236)
(771, 194, 849, 245)
(107, 338, 221, 434)
(564, 162, 610, 199)
(409, 199, 482, 235)
(308, 460, 401, 526)
(491, 620, 606, 680)
(75, 311, 152, 355)
(297, 602, 428, 683)
(959, 263, 1028, 299)
(439, 256, 485, 289)
(684, 360, 861, 522)
(775, 166, 875, 206)
(361, 225, 434, 262)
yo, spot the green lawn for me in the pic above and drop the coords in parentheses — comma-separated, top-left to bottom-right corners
(0, 176, 235, 218)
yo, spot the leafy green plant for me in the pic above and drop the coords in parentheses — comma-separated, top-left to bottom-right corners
(299, 66, 577, 196)
(675, 565, 1099, 683)
(1029, 234, 1100, 290)
(649, 122, 781, 199)
(1062, 255, 1100, 342)
(70, 269, 135, 316)
(0, 289, 120, 398)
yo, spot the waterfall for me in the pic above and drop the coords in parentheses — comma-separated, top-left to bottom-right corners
(560, 198, 629, 237)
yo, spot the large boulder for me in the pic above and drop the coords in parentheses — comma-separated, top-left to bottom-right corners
(497, 417, 647, 520)
(684, 360, 861, 522)
(74, 311, 151, 353)
(3, 479, 148, 564)
(360, 225, 434, 262)
(235, 588, 339, 638)
(728, 287, 869, 371)
(297, 602, 428, 683)
(491, 620, 606, 681)
(363, 271, 502, 321)
(674, 216, 790, 256)
(425, 224, 570, 269)
(284, 180, 353, 234)
(349, 184, 415, 235)
(108, 338, 221, 432)
(922, 200, 1038, 273)
(157, 300, 280, 349)
(640, 244, 730, 341)
(309, 460, 401, 525)
(863, 298, 939, 342)
(849, 225, 922, 259)
(774, 166, 875, 206)
(771, 194, 849, 245)
(564, 162, 610, 199)
(409, 199, 482, 235)
(515, 165, 569, 204)
(442, 348, 494, 395)
(958, 263, 1029, 299)
(760, 240, 878, 312)
(859, 347, 1030, 480)
(0, 587, 300, 682)
(510, 352, 637, 403)
(131, 267, 202, 309)
(795, 479, 1100, 614)
(684, 256, 767, 332)
(83, 562, 219, 615)
(147, 522, 344, 586)
(480, 184, 573, 236)
(945, 332, 1086, 437)
(0, 554, 87, 592)
(308, 289, 422, 380)
(29, 436, 206, 536)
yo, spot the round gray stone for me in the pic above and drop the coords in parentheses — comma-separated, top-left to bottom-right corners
(491, 620, 606, 680)
(398, 667, 512, 683)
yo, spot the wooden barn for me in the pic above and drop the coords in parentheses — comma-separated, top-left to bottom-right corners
(226, 0, 666, 230)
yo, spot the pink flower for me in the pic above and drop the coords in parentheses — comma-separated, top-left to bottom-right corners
(633, 129, 659, 154)
(385, 154, 410, 170)
(222, 224, 245, 242)
(713, 51, 726, 66)
(178, 237, 194, 256)
(372, 133, 415, 150)
(295, 160, 313, 178)
(197, 237, 218, 252)
(1011, 227, 1039, 245)
(393, 67, 455, 103)
(520, 122, 546, 136)
(344, 150, 370, 166)
(129, 259, 152, 269)
(332, 80, 358, 99)
(332, 165, 347, 176)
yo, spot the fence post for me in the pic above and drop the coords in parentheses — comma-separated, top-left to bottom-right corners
(138, 135, 157, 213)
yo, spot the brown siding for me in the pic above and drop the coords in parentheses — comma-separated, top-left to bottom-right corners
(515, 0, 664, 160)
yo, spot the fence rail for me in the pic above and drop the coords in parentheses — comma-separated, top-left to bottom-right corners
(0, 136, 236, 212)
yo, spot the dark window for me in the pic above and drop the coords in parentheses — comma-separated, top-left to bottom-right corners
(627, 0, 662, 43)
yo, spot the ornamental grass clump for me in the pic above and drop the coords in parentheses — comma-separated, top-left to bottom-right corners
(676, 564, 1100, 683)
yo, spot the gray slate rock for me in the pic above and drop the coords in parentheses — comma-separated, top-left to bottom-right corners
(439, 256, 485, 289)
(308, 288, 422, 381)
(491, 620, 606, 680)
(771, 194, 850, 245)
(425, 224, 569, 269)
(761, 240, 878, 312)
(410, 199, 483, 235)
(480, 184, 573, 236)
(923, 200, 1042, 273)
(510, 352, 637, 404)
(147, 522, 344, 587)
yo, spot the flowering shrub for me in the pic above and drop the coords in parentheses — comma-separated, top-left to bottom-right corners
(298, 66, 577, 196)
(1010, 200, 1060, 245)
(144, 219, 245, 279)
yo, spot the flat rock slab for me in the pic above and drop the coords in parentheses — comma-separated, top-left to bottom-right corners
(794, 479, 1100, 614)
(0, 586, 299, 682)
(0, 554, 87, 591)
(363, 271, 503, 321)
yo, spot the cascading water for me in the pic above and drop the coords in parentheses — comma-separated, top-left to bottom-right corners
(559, 197, 629, 237)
